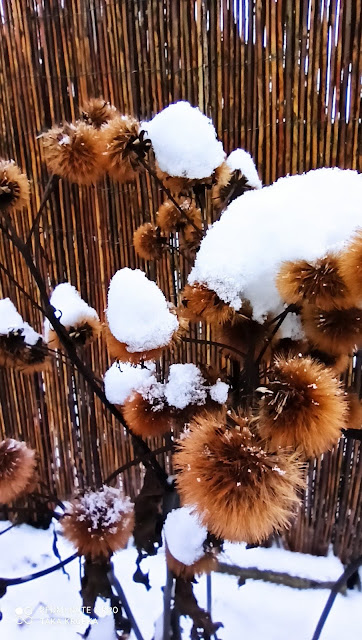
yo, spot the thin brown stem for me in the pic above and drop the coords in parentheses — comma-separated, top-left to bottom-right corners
(182, 336, 246, 359)
(26, 174, 58, 245)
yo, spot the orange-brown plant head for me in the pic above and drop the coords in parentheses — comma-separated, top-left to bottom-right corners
(344, 391, 362, 429)
(180, 284, 235, 325)
(122, 391, 173, 437)
(104, 322, 165, 363)
(276, 256, 351, 310)
(80, 98, 118, 128)
(180, 203, 203, 251)
(258, 355, 346, 458)
(175, 411, 303, 543)
(47, 316, 101, 350)
(61, 486, 134, 559)
(133, 223, 166, 261)
(0, 160, 30, 212)
(339, 231, 362, 303)
(103, 115, 144, 182)
(166, 545, 219, 580)
(42, 122, 106, 184)
(0, 439, 36, 504)
(302, 305, 362, 355)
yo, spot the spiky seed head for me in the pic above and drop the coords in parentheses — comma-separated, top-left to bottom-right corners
(166, 546, 219, 580)
(258, 355, 346, 458)
(0, 332, 50, 374)
(156, 199, 184, 233)
(47, 316, 101, 350)
(133, 223, 166, 261)
(212, 163, 256, 213)
(302, 305, 362, 355)
(308, 349, 349, 375)
(61, 486, 134, 559)
(180, 204, 203, 251)
(104, 321, 175, 364)
(339, 231, 362, 303)
(103, 115, 143, 182)
(0, 160, 30, 212)
(174, 411, 303, 543)
(215, 314, 268, 362)
(42, 122, 106, 184)
(0, 439, 36, 504)
(80, 98, 118, 128)
(122, 391, 173, 437)
(344, 391, 362, 429)
(276, 257, 352, 310)
(180, 284, 235, 325)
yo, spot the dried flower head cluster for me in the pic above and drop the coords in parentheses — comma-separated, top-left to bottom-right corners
(258, 355, 346, 458)
(80, 98, 118, 129)
(103, 116, 147, 182)
(0, 439, 36, 504)
(277, 256, 352, 310)
(175, 411, 303, 543)
(180, 284, 235, 325)
(42, 122, 106, 184)
(133, 223, 166, 261)
(61, 486, 134, 559)
(0, 330, 49, 373)
(339, 231, 362, 303)
(0, 160, 30, 212)
(302, 305, 362, 355)
(123, 387, 173, 438)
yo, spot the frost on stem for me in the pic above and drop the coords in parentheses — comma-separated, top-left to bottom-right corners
(44, 283, 100, 349)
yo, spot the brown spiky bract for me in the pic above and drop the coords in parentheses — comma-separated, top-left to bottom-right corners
(0, 439, 36, 504)
(0, 160, 30, 212)
(258, 355, 346, 458)
(174, 411, 303, 543)
(80, 98, 118, 128)
(61, 486, 134, 559)
(339, 231, 362, 303)
(104, 321, 180, 364)
(302, 305, 362, 355)
(180, 284, 235, 325)
(166, 546, 218, 580)
(276, 257, 351, 310)
(344, 392, 362, 429)
(42, 122, 106, 184)
(215, 314, 267, 361)
(0, 332, 49, 374)
(133, 223, 165, 261)
(103, 115, 142, 182)
(47, 316, 101, 350)
(180, 204, 203, 251)
(123, 392, 173, 437)
(212, 164, 255, 213)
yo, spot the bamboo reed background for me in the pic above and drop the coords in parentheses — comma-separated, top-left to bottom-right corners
(0, 0, 361, 561)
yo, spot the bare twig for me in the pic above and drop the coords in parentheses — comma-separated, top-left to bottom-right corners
(182, 336, 246, 359)
(108, 567, 145, 640)
(26, 174, 58, 245)
(0, 552, 78, 587)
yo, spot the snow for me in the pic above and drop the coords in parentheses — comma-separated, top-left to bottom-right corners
(164, 363, 207, 409)
(189, 168, 362, 332)
(209, 379, 229, 404)
(0, 298, 24, 335)
(0, 299, 42, 345)
(44, 283, 99, 335)
(227, 149, 262, 189)
(106, 269, 179, 353)
(104, 361, 156, 405)
(1, 521, 362, 640)
(164, 507, 207, 565)
(141, 101, 225, 179)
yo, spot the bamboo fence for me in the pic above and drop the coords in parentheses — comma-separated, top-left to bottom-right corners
(0, 0, 361, 561)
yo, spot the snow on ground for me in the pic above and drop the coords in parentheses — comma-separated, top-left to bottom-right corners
(0, 520, 361, 639)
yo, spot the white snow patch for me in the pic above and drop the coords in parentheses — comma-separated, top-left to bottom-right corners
(209, 379, 229, 404)
(189, 169, 362, 333)
(0, 298, 24, 335)
(142, 101, 225, 179)
(64, 486, 133, 532)
(104, 361, 155, 405)
(165, 363, 207, 409)
(164, 507, 207, 565)
(106, 268, 178, 353)
(227, 149, 262, 189)
(45, 283, 99, 338)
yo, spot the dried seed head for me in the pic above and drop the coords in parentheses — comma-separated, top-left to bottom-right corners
(258, 355, 347, 457)
(47, 316, 101, 350)
(175, 411, 303, 543)
(42, 122, 106, 184)
(133, 223, 166, 261)
(180, 284, 235, 325)
(0, 439, 36, 504)
(212, 162, 256, 213)
(0, 160, 30, 212)
(0, 330, 49, 374)
(339, 231, 362, 303)
(344, 391, 362, 429)
(277, 257, 352, 310)
(80, 98, 118, 128)
(166, 545, 219, 580)
(123, 390, 173, 437)
(103, 115, 147, 182)
(302, 304, 362, 355)
(61, 486, 134, 559)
